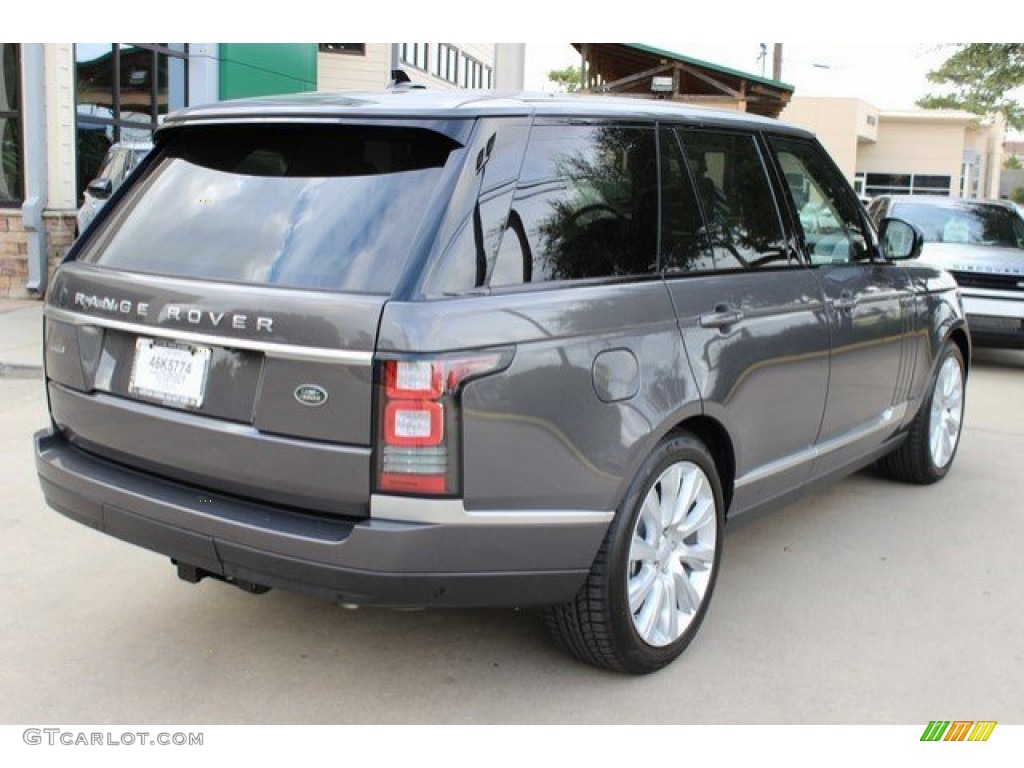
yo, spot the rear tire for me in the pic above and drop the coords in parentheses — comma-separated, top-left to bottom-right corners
(877, 342, 965, 485)
(545, 432, 724, 674)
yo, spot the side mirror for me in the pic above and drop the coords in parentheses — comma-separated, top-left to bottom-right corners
(878, 217, 923, 261)
(86, 178, 113, 200)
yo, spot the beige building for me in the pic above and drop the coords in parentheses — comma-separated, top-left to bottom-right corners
(782, 97, 1005, 200)
(318, 44, 519, 92)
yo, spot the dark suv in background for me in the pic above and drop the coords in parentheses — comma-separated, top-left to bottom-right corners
(35, 92, 968, 673)
(868, 194, 1024, 347)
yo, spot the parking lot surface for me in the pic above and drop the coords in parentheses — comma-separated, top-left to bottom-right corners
(2, 348, 1022, 724)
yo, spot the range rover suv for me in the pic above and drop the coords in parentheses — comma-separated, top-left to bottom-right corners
(868, 194, 1024, 348)
(35, 91, 969, 674)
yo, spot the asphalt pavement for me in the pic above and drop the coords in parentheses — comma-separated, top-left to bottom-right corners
(1, 302, 1022, 724)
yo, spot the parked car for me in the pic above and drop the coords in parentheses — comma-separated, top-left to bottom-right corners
(75, 141, 153, 236)
(36, 92, 969, 674)
(868, 194, 1024, 347)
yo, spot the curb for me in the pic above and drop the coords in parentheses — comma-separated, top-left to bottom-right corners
(0, 362, 43, 380)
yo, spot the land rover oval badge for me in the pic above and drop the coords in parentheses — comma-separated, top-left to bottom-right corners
(294, 384, 328, 407)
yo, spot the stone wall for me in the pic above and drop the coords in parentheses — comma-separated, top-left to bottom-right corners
(0, 211, 75, 298)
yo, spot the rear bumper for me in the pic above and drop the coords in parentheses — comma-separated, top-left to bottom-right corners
(35, 429, 609, 607)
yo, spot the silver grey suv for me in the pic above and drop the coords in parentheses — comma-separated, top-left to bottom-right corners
(868, 194, 1024, 348)
(35, 91, 969, 673)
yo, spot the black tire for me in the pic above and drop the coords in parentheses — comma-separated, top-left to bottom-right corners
(877, 342, 965, 485)
(545, 432, 725, 674)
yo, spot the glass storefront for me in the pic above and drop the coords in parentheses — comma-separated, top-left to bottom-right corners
(75, 43, 188, 202)
(863, 172, 952, 198)
(1, 43, 22, 205)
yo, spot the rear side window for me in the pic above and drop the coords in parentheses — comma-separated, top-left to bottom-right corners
(495, 123, 659, 285)
(79, 124, 461, 293)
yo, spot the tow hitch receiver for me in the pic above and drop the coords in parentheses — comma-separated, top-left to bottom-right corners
(174, 560, 271, 595)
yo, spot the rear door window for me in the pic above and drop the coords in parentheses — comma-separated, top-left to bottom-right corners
(79, 123, 463, 294)
(674, 128, 791, 270)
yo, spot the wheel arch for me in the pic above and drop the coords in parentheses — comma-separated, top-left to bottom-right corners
(947, 325, 970, 380)
(665, 415, 736, 515)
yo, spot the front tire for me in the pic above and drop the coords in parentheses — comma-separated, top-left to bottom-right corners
(877, 342, 965, 484)
(545, 432, 724, 674)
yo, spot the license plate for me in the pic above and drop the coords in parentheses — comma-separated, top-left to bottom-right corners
(129, 338, 212, 409)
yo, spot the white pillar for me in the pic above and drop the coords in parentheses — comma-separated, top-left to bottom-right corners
(188, 43, 220, 107)
(21, 44, 48, 294)
(493, 44, 525, 91)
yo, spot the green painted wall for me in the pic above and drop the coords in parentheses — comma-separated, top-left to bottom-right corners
(219, 44, 318, 100)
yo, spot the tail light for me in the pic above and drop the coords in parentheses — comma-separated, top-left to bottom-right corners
(375, 350, 511, 496)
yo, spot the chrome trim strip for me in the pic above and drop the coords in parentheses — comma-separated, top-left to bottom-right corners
(735, 403, 908, 489)
(370, 494, 615, 526)
(44, 307, 373, 365)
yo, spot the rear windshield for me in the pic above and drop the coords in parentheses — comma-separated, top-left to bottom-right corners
(79, 124, 462, 293)
(894, 201, 1024, 249)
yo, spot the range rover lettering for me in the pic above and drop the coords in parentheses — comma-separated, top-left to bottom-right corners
(35, 92, 969, 674)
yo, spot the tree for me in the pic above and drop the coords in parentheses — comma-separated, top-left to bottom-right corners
(918, 44, 1024, 130)
(1005, 154, 1023, 170)
(547, 66, 581, 93)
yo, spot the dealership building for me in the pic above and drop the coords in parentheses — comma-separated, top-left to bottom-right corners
(781, 96, 1005, 200)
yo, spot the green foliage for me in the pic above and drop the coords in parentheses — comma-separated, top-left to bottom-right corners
(1004, 154, 1023, 170)
(1011, 186, 1024, 204)
(918, 44, 1024, 129)
(547, 66, 581, 93)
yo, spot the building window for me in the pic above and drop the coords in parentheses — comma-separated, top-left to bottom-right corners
(0, 43, 23, 206)
(318, 44, 365, 56)
(864, 172, 951, 198)
(458, 52, 492, 89)
(404, 44, 494, 89)
(400, 44, 430, 72)
(74, 43, 189, 203)
(436, 43, 460, 83)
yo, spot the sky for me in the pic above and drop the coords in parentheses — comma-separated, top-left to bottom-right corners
(14, 1, 1022, 135)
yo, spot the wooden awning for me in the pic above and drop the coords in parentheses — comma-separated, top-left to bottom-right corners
(574, 43, 794, 118)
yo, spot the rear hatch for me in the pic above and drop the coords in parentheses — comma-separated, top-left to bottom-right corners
(44, 119, 468, 518)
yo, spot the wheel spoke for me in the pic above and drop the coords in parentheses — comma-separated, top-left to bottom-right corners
(630, 534, 658, 562)
(640, 492, 660, 540)
(673, 570, 701, 614)
(663, 574, 680, 640)
(658, 465, 683, 528)
(678, 543, 715, 570)
(635, 577, 664, 638)
(672, 493, 713, 541)
(628, 565, 657, 613)
(672, 469, 699, 528)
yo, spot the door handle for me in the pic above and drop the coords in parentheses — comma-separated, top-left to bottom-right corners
(699, 307, 745, 329)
